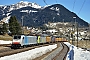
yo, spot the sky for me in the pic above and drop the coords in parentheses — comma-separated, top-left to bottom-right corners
(0, 0, 90, 23)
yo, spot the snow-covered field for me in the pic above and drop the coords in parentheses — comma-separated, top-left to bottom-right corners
(0, 40, 57, 60)
(0, 40, 90, 60)
(64, 42, 90, 60)
(0, 40, 12, 44)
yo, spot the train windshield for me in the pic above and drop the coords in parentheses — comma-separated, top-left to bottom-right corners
(14, 36, 21, 39)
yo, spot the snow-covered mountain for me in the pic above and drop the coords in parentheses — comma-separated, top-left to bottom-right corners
(0, 1, 42, 23)
(0, 1, 89, 27)
(0, 1, 41, 12)
(10, 1, 41, 11)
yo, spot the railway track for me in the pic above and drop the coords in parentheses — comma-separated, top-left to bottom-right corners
(53, 42, 69, 60)
(33, 42, 69, 60)
(0, 43, 54, 57)
(0, 44, 11, 47)
(0, 42, 69, 60)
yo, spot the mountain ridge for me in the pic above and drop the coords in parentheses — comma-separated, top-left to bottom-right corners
(0, 1, 89, 27)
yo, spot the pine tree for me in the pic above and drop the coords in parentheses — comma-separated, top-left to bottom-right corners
(9, 16, 21, 35)
(0, 27, 3, 35)
(2, 22, 8, 34)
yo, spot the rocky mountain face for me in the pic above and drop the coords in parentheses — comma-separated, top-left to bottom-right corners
(0, 1, 89, 27)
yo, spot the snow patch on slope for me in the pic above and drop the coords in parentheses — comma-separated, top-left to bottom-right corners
(1, 16, 11, 23)
(50, 7, 59, 12)
(20, 10, 38, 13)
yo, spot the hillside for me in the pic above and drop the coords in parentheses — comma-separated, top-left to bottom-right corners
(0, 1, 89, 27)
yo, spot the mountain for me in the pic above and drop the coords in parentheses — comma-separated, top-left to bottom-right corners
(0, 1, 89, 27)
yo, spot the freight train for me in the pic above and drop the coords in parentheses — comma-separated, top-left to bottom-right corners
(11, 35, 67, 48)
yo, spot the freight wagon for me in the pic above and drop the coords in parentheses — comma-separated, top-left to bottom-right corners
(46, 36, 51, 43)
(55, 36, 67, 42)
(55, 36, 62, 42)
(37, 36, 46, 44)
(51, 36, 55, 43)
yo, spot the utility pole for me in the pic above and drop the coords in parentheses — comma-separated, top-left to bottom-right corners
(21, 16, 24, 34)
(77, 23, 78, 48)
(63, 19, 64, 41)
(73, 17, 76, 45)
(72, 24, 74, 45)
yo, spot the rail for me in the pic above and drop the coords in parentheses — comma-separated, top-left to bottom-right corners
(53, 42, 69, 60)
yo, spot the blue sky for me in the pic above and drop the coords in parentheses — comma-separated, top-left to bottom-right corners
(0, 0, 90, 23)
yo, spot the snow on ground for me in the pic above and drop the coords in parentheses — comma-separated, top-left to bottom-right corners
(1, 40, 90, 60)
(0, 43, 57, 60)
(0, 40, 12, 44)
(64, 42, 90, 60)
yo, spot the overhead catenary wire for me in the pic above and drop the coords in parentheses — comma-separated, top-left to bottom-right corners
(78, 0, 86, 14)
(20, 0, 25, 1)
(72, 0, 76, 11)
(56, 0, 57, 3)
(43, 0, 58, 5)
(43, 0, 48, 5)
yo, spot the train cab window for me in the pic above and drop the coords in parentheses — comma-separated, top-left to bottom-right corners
(14, 36, 17, 39)
(14, 36, 21, 39)
(18, 36, 21, 39)
(23, 37, 24, 39)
